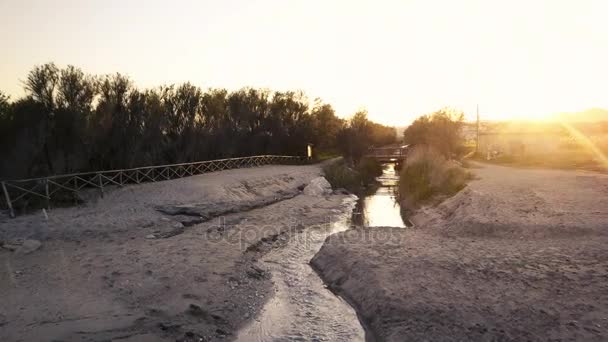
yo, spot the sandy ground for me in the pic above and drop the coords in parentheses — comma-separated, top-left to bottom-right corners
(0, 163, 352, 342)
(237, 196, 365, 341)
(312, 162, 608, 341)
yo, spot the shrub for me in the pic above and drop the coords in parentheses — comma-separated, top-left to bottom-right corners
(357, 157, 383, 184)
(403, 108, 465, 159)
(322, 157, 383, 192)
(322, 159, 361, 191)
(436, 161, 469, 194)
(398, 146, 469, 208)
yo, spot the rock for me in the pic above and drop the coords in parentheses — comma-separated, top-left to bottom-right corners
(15, 239, 41, 255)
(303, 177, 332, 196)
(145, 234, 157, 239)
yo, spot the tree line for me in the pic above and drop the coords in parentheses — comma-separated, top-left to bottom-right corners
(0, 63, 396, 179)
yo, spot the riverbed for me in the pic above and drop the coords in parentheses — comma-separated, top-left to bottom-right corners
(236, 196, 366, 341)
(237, 163, 407, 341)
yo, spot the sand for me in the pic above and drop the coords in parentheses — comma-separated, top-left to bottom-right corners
(0, 163, 351, 342)
(312, 162, 608, 341)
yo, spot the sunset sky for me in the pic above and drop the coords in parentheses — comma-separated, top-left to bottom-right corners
(1, 0, 607, 125)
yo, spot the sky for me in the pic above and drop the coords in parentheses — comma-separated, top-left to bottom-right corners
(1, 0, 607, 125)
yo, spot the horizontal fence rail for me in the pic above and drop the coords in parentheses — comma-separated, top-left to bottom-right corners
(1, 155, 307, 218)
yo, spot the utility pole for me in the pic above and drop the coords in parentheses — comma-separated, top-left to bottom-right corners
(476, 104, 480, 155)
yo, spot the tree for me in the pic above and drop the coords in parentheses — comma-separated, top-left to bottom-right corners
(0, 62, 396, 181)
(55, 65, 97, 172)
(23, 63, 60, 173)
(24, 63, 59, 111)
(403, 108, 464, 158)
(310, 100, 344, 150)
(0, 91, 10, 117)
(336, 109, 397, 164)
(91, 73, 135, 168)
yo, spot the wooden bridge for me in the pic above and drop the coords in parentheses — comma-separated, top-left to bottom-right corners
(365, 145, 410, 163)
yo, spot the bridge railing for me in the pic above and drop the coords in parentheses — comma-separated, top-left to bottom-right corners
(1, 155, 307, 218)
(366, 145, 410, 160)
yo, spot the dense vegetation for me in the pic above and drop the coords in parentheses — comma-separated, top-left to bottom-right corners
(0, 63, 396, 180)
(399, 109, 469, 208)
(403, 108, 466, 158)
(322, 157, 383, 192)
(398, 147, 470, 209)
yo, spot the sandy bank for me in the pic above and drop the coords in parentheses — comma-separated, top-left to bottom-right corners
(0, 163, 350, 341)
(312, 162, 608, 341)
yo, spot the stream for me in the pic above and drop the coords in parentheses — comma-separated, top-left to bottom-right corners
(237, 163, 405, 341)
(352, 163, 410, 228)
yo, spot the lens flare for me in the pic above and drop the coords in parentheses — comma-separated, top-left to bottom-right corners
(560, 121, 608, 170)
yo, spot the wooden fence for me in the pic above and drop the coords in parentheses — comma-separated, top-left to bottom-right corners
(1, 155, 307, 218)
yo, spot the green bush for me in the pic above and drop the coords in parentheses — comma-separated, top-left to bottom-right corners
(398, 146, 469, 208)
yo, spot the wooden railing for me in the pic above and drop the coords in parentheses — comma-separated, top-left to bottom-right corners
(1, 155, 307, 218)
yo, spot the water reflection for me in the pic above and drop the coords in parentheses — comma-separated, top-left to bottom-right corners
(353, 163, 410, 227)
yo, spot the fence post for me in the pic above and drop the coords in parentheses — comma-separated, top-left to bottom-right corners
(98, 173, 104, 198)
(44, 179, 50, 210)
(1, 181, 15, 218)
(73, 177, 78, 205)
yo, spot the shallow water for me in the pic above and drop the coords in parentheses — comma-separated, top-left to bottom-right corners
(236, 197, 365, 341)
(353, 163, 408, 228)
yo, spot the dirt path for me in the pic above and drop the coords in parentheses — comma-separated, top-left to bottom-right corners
(312, 162, 608, 341)
(0, 163, 356, 342)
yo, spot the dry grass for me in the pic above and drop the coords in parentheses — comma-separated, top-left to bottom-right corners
(475, 144, 608, 173)
(399, 146, 470, 209)
(476, 124, 608, 173)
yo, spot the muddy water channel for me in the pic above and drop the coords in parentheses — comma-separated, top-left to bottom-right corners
(237, 164, 404, 341)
